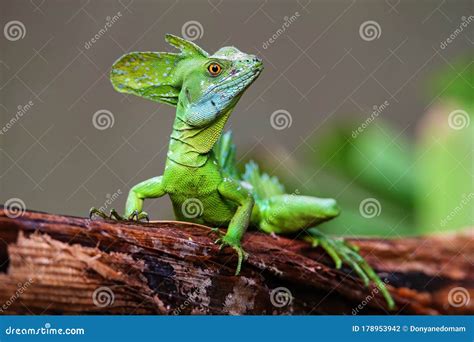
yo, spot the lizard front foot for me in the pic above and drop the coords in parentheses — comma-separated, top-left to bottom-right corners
(305, 228, 395, 310)
(89, 207, 149, 222)
(213, 233, 248, 276)
(208, 227, 224, 238)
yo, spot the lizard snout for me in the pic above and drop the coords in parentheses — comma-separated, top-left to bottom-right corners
(243, 55, 263, 69)
(250, 56, 263, 72)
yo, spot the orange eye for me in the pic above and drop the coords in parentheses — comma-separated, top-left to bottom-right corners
(208, 63, 222, 76)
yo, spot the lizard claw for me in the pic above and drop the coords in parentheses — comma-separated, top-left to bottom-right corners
(89, 208, 149, 223)
(128, 210, 139, 221)
(89, 207, 108, 219)
(214, 235, 248, 275)
(305, 228, 395, 310)
(110, 208, 125, 220)
(214, 238, 224, 249)
(127, 210, 149, 222)
(208, 227, 224, 238)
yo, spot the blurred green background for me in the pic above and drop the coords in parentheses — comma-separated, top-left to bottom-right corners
(249, 60, 473, 237)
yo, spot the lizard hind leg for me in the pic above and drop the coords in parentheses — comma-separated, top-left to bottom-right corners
(257, 194, 340, 234)
(242, 160, 340, 233)
(256, 196, 395, 310)
(304, 228, 395, 310)
(242, 160, 394, 309)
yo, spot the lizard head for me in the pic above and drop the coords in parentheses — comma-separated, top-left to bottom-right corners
(110, 34, 263, 127)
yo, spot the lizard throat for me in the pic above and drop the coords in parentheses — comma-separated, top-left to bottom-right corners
(167, 108, 233, 167)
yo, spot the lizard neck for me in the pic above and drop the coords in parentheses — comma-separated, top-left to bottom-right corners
(167, 106, 233, 167)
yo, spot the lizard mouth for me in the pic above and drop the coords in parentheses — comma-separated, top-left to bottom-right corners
(208, 67, 262, 97)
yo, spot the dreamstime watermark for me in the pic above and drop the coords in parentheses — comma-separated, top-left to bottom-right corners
(0, 100, 34, 135)
(0, 278, 34, 313)
(270, 109, 292, 130)
(448, 287, 470, 308)
(270, 287, 292, 307)
(181, 20, 204, 41)
(181, 198, 204, 219)
(440, 16, 474, 49)
(359, 198, 381, 218)
(4, 20, 26, 41)
(173, 279, 211, 315)
(359, 20, 381, 41)
(352, 100, 389, 138)
(448, 109, 470, 130)
(352, 278, 390, 315)
(92, 109, 115, 130)
(84, 12, 122, 50)
(262, 12, 300, 49)
(5, 323, 85, 336)
(92, 286, 115, 307)
(98, 190, 122, 213)
(440, 192, 473, 227)
(265, 189, 300, 224)
(4, 198, 26, 219)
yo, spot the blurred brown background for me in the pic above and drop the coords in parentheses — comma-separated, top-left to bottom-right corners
(1, 0, 472, 227)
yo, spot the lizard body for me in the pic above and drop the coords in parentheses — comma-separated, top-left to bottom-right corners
(91, 34, 394, 309)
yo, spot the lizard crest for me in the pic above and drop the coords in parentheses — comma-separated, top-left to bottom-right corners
(110, 34, 263, 128)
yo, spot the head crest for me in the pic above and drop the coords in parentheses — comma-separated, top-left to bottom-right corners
(110, 35, 208, 106)
(165, 34, 208, 57)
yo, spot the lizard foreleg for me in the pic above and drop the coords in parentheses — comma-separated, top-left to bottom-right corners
(90, 176, 166, 222)
(215, 178, 254, 275)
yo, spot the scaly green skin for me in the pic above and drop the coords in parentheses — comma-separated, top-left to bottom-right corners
(90, 34, 395, 310)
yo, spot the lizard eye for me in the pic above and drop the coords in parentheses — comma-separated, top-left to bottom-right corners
(207, 63, 222, 76)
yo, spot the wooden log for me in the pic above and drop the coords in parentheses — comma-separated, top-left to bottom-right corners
(0, 208, 472, 315)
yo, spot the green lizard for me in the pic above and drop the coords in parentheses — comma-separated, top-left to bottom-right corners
(90, 34, 394, 310)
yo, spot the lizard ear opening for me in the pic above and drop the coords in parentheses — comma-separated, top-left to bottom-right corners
(110, 52, 182, 106)
(165, 34, 209, 58)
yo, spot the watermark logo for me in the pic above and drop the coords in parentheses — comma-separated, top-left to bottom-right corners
(4, 198, 26, 218)
(448, 287, 470, 308)
(5, 322, 85, 335)
(270, 287, 292, 307)
(440, 16, 474, 49)
(440, 193, 473, 227)
(352, 278, 389, 315)
(270, 109, 292, 130)
(0, 100, 34, 136)
(84, 12, 122, 50)
(4, 20, 26, 41)
(448, 109, 470, 130)
(181, 198, 204, 219)
(0, 278, 34, 313)
(262, 12, 300, 49)
(352, 101, 389, 138)
(173, 279, 211, 315)
(181, 21, 204, 41)
(98, 190, 122, 213)
(359, 198, 381, 218)
(92, 109, 115, 130)
(92, 286, 115, 307)
(264, 189, 300, 224)
(359, 20, 381, 41)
